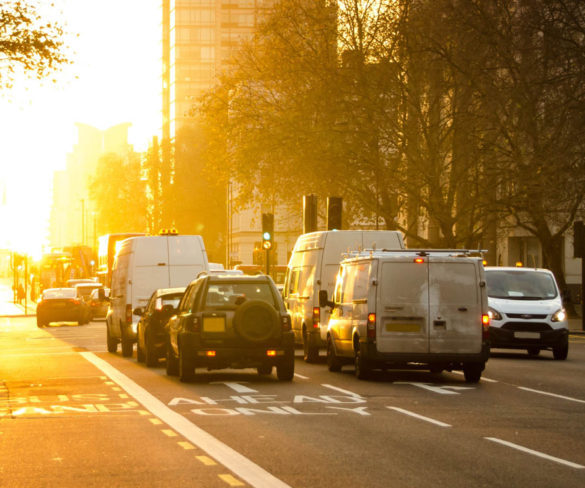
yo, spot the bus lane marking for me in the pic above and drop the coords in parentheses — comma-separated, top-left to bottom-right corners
(517, 386, 585, 404)
(387, 407, 452, 427)
(81, 352, 291, 488)
(485, 437, 585, 469)
(395, 382, 475, 395)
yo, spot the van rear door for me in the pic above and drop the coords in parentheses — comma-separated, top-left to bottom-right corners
(168, 236, 208, 286)
(377, 259, 429, 354)
(428, 258, 482, 354)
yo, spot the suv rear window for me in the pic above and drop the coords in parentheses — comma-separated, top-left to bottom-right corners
(205, 282, 276, 309)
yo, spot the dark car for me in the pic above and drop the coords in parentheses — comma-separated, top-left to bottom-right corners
(166, 274, 294, 382)
(88, 287, 110, 319)
(135, 287, 185, 367)
(36, 288, 91, 327)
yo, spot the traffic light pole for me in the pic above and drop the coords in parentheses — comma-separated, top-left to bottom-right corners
(265, 248, 270, 277)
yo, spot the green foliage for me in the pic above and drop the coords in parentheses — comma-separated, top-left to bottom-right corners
(0, 0, 71, 88)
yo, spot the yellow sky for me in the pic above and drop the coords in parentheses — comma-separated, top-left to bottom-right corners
(0, 0, 160, 256)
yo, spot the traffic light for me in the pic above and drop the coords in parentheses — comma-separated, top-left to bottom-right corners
(574, 221, 584, 258)
(262, 213, 274, 250)
(327, 196, 342, 230)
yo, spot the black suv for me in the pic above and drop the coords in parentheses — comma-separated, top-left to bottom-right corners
(166, 274, 294, 382)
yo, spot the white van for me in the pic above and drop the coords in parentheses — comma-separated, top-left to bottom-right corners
(283, 230, 405, 362)
(106, 233, 208, 357)
(485, 266, 569, 359)
(321, 250, 490, 382)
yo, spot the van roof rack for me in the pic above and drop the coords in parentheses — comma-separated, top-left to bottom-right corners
(344, 249, 487, 258)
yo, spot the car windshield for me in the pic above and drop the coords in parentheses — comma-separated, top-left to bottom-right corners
(43, 288, 76, 299)
(205, 282, 276, 309)
(76, 285, 101, 297)
(155, 293, 183, 310)
(486, 270, 558, 300)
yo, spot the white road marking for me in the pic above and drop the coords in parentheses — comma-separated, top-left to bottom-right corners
(395, 382, 473, 395)
(293, 373, 309, 380)
(517, 386, 585, 404)
(211, 382, 258, 393)
(321, 384, 363, 397)
(387, 406, 451, 427)
(81, 352, 291, 488)
(485, 437, 585, 469)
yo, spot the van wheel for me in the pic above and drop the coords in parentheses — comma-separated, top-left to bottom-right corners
(166, 341, 179, 376)
(327, 337, 342, 372)
(136, 338, 145, 363)
(106, 323, 118, 353)
(121, 327, 133, 358)
(553, 342, 568, 360)
(354, 345, 371, 380)
(145, 331, 158, 367)
(303, 329, 319, 363)
(179, 346, 195, 382)
(277, 350, 294, 381)
(527, 347, 540, 357)
(463, 363, 483, 383)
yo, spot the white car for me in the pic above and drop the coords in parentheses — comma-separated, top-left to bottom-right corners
(485, 267, 569, 360)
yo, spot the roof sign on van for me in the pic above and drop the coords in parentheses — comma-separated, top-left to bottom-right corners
(159, 229, 178, 236)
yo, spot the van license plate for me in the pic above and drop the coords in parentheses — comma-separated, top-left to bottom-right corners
(203, 317, 225, 333)
(386, 323, 420, 333)
(514, 331, 540, 339)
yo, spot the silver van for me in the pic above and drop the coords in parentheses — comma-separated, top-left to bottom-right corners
(284, 230, 405, 362)
(321, 250, 490, 382)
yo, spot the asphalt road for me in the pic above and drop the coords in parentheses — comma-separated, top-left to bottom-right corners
(2, 316, 585, 487)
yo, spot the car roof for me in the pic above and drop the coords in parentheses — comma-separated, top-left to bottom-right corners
(154, 287, 186, 296)
(485, 266, 552, 273)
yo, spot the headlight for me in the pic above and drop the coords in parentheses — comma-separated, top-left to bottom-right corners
(488, 307, 502, 321)
(551, 308, 566, 322)
(131, 322, 138, 333)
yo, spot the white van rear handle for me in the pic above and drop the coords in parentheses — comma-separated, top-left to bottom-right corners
(458, 307, 468, 312)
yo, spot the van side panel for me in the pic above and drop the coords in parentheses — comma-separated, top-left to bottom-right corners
(428, 260, 482, 354)
(133, 237, 169, 266)
(168, 236, 208, 267)
(133, 266, 170, 307)
(377, 261, 429, 353)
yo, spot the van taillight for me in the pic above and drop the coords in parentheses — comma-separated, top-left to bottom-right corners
(414, 258, 425, 263)
(367, 313, 376, 340)
(312, 307, 320, 329)
(482, 314, 490, 340)
(126, 304, 132, 325)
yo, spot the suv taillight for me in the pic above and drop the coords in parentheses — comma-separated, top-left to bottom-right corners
(282, 315, 291, 332)
(367, 313, 376, 340)
(126, 304, 132, 325)
(482, 314, 490, 340)
(312, 307, 320, 329)
(185, 315, 199, 332)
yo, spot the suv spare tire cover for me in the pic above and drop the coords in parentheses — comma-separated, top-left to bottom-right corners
(232, 300, 279, 343)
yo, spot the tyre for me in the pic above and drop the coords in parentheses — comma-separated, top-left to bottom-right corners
(106, 323, 118, 353)
(303, 329, 319, 363)
(326, 337, 342, 372)
(257, 364, 273, 375)
(136, 337, 145, 363)
(179, 345, 195, 382)
(36, 316, 45, 328)
(354, 345, 371, 380)
(527, 347, 541, 357)
(166, 341, 179, 376)
(233, 300, 279, 343)
(276, 350, 294, 381)
(553, 342, 568, 360)
(145, 330, 159, 367)
(121, 326, 133, 358)
(463, 363, 483, 383)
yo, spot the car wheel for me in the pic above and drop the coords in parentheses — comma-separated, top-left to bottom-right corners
(36, 315, 45, 328)
(179, 345, 195, 382)
(166, 341, 179, 376)
(463, 362, 483, 383)
(257, 364, 272, 375)
(136, 337, 145, 363)
(326, 337, 342, 372)
(106, 322, 118, 353)
(233, 300, 279, 342)
(354, 344, 371, 380)
(121, 326, 133, 358)
(145, 330, 158, 367)
(276, 350, 294, 381)
(527, 347, 541, 357)
(553, 342, 569, 360)
(303, 329, 319, 363)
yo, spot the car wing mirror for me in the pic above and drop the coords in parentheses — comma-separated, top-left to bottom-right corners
(319, 290, 335, 309)
(133, 307, 144, 316)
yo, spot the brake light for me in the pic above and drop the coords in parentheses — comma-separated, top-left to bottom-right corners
(312, 307, 320, 329)
(414, 258, 425, 264)
(482, 314, 490, 340)
(367, 313, 376, 340)
(69, 298, 80, 305)
(281, 315, 291, 332)
(206, 350, 216, 357)
(125, 304, 132, 325)
(266, 350, 276, 357)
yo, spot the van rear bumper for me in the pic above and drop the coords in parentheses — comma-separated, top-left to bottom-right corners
(489, 326, 568, 349)
(363, 342, 490, 365)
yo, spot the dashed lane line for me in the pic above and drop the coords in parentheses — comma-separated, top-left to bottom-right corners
(485, 437, 585, 469)
(293, 373, 309, 380)
(219, 474, 246, 486)
(387, 406, 452, 428)
(81, 352, 291, 488)
(197, 456, 218, 466)
(517, 386, 585, 404)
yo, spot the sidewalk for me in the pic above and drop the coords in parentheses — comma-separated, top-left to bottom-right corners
(0, 278, 36, 317)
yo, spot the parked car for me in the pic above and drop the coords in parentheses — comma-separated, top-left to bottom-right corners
(321, 249, 490, 382)
(284, 230, 405, 363)
(75, 282, 103, 304)
(36, 288, 91, 327)
(485, 266, 569, 359)
(106, 232, 209, 357)
(166, 274, 294, 382)
(135, 287, 185, 367)
(88, 287, 110, 319)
